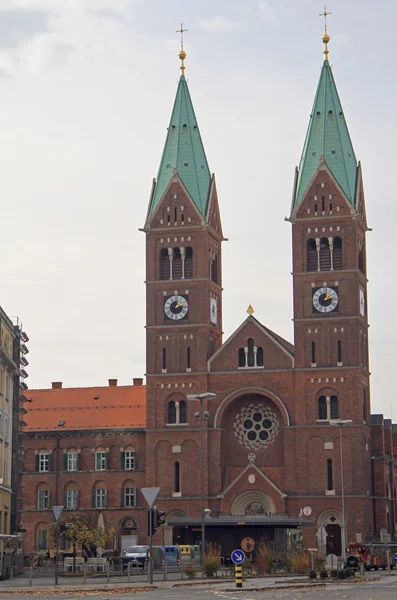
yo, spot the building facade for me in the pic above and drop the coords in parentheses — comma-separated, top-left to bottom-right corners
(0, 307, 28, 535)
(20, 32, 397, 556)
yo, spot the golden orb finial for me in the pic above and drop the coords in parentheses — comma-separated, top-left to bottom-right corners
(247, 305, 254, 315)
(176, 23, 188, 76)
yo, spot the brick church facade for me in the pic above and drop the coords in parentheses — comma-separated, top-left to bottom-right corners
(21, 33, 397, 557)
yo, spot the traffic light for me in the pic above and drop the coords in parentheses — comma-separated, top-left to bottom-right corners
(148, 508, 166, 536)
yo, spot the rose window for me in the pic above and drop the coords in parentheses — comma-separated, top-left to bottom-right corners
(233, 404, 279, 450)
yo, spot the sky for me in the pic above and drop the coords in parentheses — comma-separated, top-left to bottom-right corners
(0, 0, 395, 418)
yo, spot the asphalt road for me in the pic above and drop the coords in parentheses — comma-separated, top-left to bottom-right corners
(0, 578, 397, 600)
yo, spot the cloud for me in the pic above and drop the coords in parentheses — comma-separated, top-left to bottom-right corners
(198, 16, 237, 32)
(258, 1, 296, 25)
(0, 8, 51, 50)
(48, 42, 75, 68)
(258, 1, 278, 24)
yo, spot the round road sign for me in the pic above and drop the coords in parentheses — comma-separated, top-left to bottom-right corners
(231, 549, 246, 565)
(393, 553, 397, 565)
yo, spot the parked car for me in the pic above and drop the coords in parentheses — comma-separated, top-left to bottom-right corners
(122, 546, 165, 569)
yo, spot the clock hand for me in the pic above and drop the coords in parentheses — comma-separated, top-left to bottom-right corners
(175, 299, 186, 308)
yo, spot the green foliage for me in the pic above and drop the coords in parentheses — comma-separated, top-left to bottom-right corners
(48, 512, 114, 555)
(184, 560, 196, 579)
(315, 555, 326, 571)
(38, 550, 47, 566)
(319, 568, 328, 579)
(308, 569, 317, 579)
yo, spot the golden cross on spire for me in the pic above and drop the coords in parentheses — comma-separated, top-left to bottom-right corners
(319, 6, 331, 61)
(319, 6, 331, 32)
(176, 23, 188, 76)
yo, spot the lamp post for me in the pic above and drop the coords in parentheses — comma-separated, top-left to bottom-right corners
(186, 392, 216, 558)
(330, 419, 353, 561)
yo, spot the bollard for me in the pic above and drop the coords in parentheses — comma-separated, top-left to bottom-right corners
(235, 565, 243, 588)
(84, 562, 87, 585)
(181, 563, 183, 580)
(107, 561, 110, 583)
(29, 566, 33, 587)
(163, 560, 167, 581)
(359, 561, 365, 576)
(128, 560, 131, 583)
(387, 550, 391, 573)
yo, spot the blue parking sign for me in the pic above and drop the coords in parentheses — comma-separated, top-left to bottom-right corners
(231, 549, 246, 565)
(393, 553, 397, 565)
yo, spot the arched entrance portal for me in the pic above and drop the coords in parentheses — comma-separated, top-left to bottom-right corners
(119, 517, 138, 552)
(317, 509, 343, 557)
(230, 491, 276, 516)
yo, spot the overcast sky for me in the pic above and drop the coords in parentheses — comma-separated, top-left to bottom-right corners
(0, 0, 395, 418)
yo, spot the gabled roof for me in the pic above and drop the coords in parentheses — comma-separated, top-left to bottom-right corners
(24, 384, 146, 432)
(148, 75, 211, 218)
(293, 59, 357, 209)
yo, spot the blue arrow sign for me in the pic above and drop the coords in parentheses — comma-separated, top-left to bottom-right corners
(231, 549, 246, 565)
(393, 553, 397, 565)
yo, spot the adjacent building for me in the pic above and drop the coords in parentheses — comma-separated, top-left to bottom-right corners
(20, 31, 397, 556)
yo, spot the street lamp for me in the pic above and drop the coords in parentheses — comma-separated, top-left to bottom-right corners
(330, 419, 353, 561)
(186, 393, 217, 557)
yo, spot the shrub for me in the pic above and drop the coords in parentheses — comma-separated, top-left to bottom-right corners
(202, 542, 220, 578)
(290, 552, 310, 574)
(315, 555, 326, 571)
(38, 550, 47, 566)
(24, 555, 32, 567)
(184, 561, 196, 579)
(338, 569, 346, 579)
(344, 568, 354, 578)
(330, 568, 338, 578)
(254, 539, 275, 575)
(308, 569, 317, 579)
(319, 568, 328, 579)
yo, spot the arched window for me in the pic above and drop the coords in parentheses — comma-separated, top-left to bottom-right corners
(327, 459, 333, 490)
(179, 400, 187, 424)
(64, 481, 79, 510)
(36, 522, 48, 551)
(185, 247, 193, 278)
(337, 340, 342, 364)
(162, 348, 167, 371)
(333, 237, 343, 270)
(121, 480, 136, 508)
(211, 254, 218, 283)
(173, 248, 182, 279)
(312, 341, 316, 364)
(358, 248, 365, 274)
(168, 401, 176, 424)
(319, 238, 331, 271)
(318, 396, 327, 420)
(307, 239, 317, 271)
(363, 388, 367, 423)
(247, 338, 255, 367)
(238, 348, 245, 367)
(174, 462, 181, 493)
(186, 347, 191, 370)
(92, 481, 107, 509)
(36, 450, 50, 473)
(160, 248, 170, 280)
(37, 482, 50, 510)
(257, 347, 264, 367)
(330, 396, 338, 419)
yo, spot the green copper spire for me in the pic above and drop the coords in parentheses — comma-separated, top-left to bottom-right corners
(148, 53, 211, 218)
(293, 33, 357, 209)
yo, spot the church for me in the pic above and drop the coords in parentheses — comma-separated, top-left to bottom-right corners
(20, 27, 397, 559)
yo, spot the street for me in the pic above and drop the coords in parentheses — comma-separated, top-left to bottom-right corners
(0, 576, 397, 600)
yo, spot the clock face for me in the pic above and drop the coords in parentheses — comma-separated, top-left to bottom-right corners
(164, 295, 189, 321)
(312, 286, 339, 313)
(210, 298, 217, 325)
(359, 288, 365, 317)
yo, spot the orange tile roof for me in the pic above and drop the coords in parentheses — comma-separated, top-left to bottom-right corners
(24, 384, 146, 431)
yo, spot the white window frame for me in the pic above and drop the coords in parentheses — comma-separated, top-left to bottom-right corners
(95, 488, 107, 508)
(67, 452, 78, 472)
(125, 451, 135, 470)
(95, 452, 107, 471)
(38, 489, 50, 510)
(39, 452, 50, 473)
(123, 487, 136, 508)
(66, 489, 78, 510)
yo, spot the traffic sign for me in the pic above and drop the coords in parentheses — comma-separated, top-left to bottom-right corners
(231, 549, 245, 565)
(303, 506, 312, 517)
(393, 553, 397, 565)
(241, 537, 255, 553)
(141, 487, 160, 507)
(52, 506, 64, 522)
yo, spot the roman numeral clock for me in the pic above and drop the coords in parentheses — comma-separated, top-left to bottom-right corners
(164, 295, 189, 321)
(312, 286, 339, 314)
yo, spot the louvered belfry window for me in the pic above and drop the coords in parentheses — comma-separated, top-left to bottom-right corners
(307, 239, 317, 271)
(319, 238, 331, 271)
(333, 237, 343, 270)
(160, 248, 170, 280)
(173, 248, 182, 279)
(185, 247, 193, 278)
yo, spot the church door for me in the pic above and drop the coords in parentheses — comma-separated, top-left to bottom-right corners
(326, 524, 341, 557)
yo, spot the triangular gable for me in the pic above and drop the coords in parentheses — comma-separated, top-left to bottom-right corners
(208, 315, 294, 370)
(291, 158, 356, 220)
(217, 462, 287, 500)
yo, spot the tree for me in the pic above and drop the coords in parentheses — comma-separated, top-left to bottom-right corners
(48, 513, 115, 571)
